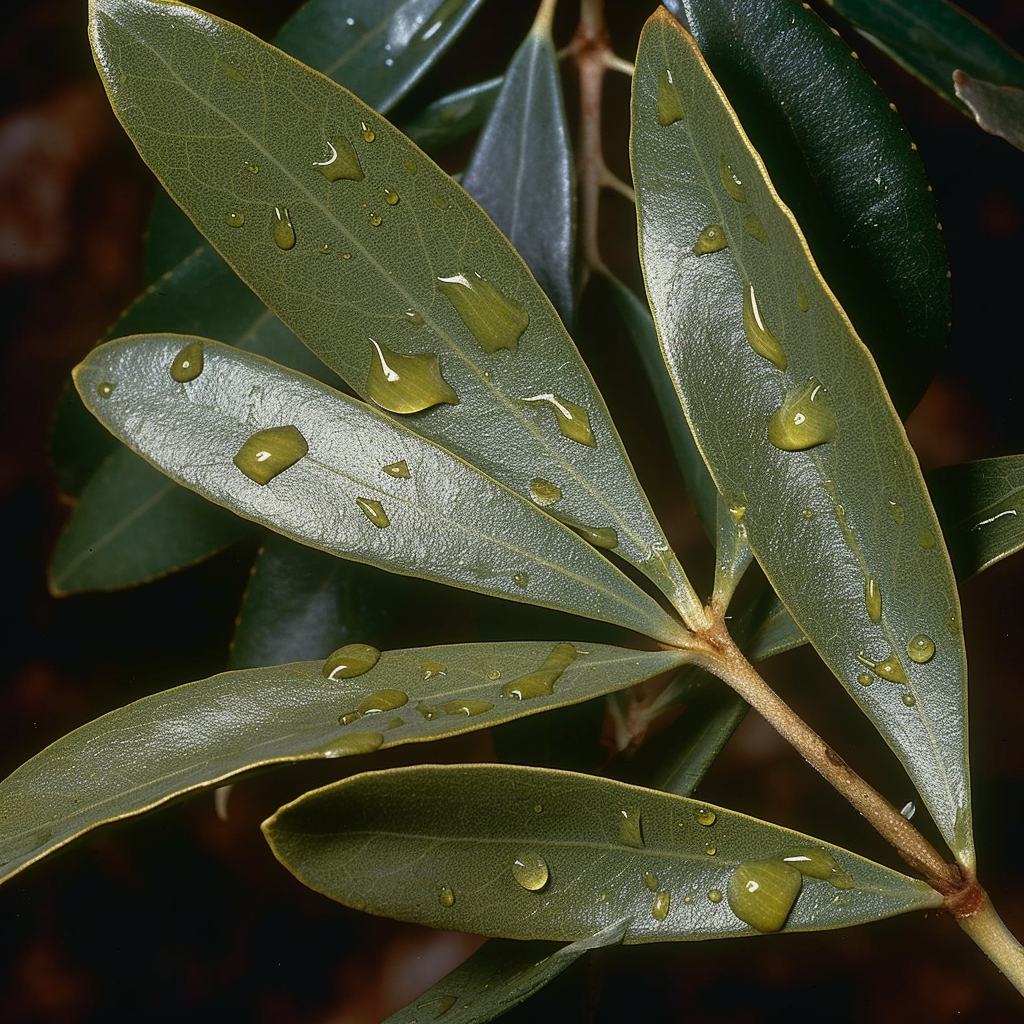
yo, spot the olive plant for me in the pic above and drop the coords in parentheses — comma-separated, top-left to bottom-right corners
(5, 0, 1024, 1019)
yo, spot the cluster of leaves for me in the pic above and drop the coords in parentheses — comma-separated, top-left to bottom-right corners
(4, 0, 1024, 1019)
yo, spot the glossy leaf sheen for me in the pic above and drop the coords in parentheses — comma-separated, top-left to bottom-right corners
(74, 336, 689, 645)
(402, 77, 502, 151)
(88, 0, 693, 614)
(0, 643, 686, 884)
(632, 11, 972, 865)
(263, 764, 941, 941)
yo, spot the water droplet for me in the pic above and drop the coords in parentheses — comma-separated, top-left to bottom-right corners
(511, 572, 529, 588)
(402, 308, 424, 325)
(742, 213, 768, 243)
(319, 242, 332, 255)
(522, 393, 596, 446)
(856, 650, 909, 686)
(383, 187, 400, 206)
(865, 576, 881, 623)
(707, 889, 723, 904)
(801, 508, 815, 518)
(244, 161, 259, 174)
(368, 212, 383, 227)
(420, 660, 447, 679)
(170, 341, 204, 383)
(529, 478, 562, 506)
(356, 496, 390, 528)
(768, 378, 836, 451)
(643, 871, 660, 892)
(360, 120, 376, 143)
(338, 711, 362, 726)
(511, 851, 549, 891)
(233, 425, 308, 484)
(781, 848, 854, 888)
(272, 206, 296, 250)
(437, 272, 529, 354)
(902, 692, 917, 707)
(729, 504, 746, 523)
(438, 884, 455, 908)
(705, 845, 717, 856)
(323, 643, 381, 680)
(719, 155, 746, 202)
(742, 284, 787, 369)
(486, 668, 501, 681)
(221, 60, 244, 82)
(434, 994, 458, 1018)
(382, 460, 411, 479)
(657, 68, 686, 125)
(796, 282, 809, 311)
(321, 732, 384, 758)
(440, 700, 494, 716)
(692, 224, 728, 255)
(366, 337, 458, 413)
(97, 381, 115, 398)
(356, 689, 408, 714)
(900, 801, 917, 820)
(907, 634, 935, 664)
(572, 524, 618, 549)
(652, 890, 671, 921)
(416, 701, 440, 720)
(431, 193, 451, 210)
(696, 808, 717, 827)
(501, 643, 579, 700)
(312, 136, 364, 182)
(918, 528, 936, 549)
(403, 158, 417, 175)
(225, 210, 245, 228)
(727, 859, 802, 932)
(887, 499, 906, 525)
(341, 252, 352, 260)
(857, 672, 873, 687)
(615, 807, 646, 849)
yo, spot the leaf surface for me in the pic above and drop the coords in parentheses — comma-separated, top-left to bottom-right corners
(402, 77, 502, 151)
(88, 0, 698, 620)
(263, 764, 941, 941)
(0, 643, 686, 885)
(953, 71, 1024, 152)
(632, 11, 972, 865)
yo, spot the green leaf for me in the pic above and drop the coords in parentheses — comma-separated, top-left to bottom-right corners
(664, 0, 949, 417)
(88, 0, 700, 623)
(75, 335, 691, 645)
(632, 11, 972, 865)
(263, 764, 941, 941)
(402, 77, 502, 151)
(0, 642, 687, 885)
(462, 24, 575, 323)
(928, 455, 1024, 580)
(383, 920, 630, 1024)
(817, 0, 1024, 111)
(953, 71, 1024, 152)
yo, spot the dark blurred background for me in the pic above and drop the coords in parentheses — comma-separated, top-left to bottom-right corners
(1, 0, 1023, 1021)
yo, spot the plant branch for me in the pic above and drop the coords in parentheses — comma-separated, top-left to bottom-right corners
(957, 895, 1024, 997)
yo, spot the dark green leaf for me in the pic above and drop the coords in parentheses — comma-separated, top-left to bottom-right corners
(633, 11, 972, 865)
(664, 0, 949, 416)
(263, 764, 941, 941)
(0, 643, 687, 885)
(953, 71, 1024, 152)
(402, 77, 502, 151)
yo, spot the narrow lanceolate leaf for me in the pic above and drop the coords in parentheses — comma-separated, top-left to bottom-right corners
(264, 764, 941, 942)
(462, 24, 575, 323)
(928, 456, 1024, 580)
(0, 643, 687, 884)
(75, 335, 690, 646)
(818, 0, 1024, 113)
(664, 0, 949, 417)
(632, 11, 972, 865)
(953, 71, 1024, 152)
(383, 920, 630, 1024)
(88, 0, 699, 623)
(402, 77, 503, 152)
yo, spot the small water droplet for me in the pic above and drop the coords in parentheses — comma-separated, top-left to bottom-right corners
(652, 890, 671, 921)
(705, 845, 717, 856)
(692, 224, 728, 255)
(437, 272, 529, 354)
(918, 528, 936, 549)
(170, 341, 204, 383)
(707, 889, 723, 903)
(341, 252, 352, 260)
(272, 206, 296, 250)
(431, 193, 451, 210)
(572, 524, 618, 549)
(696, 808, 717, 827)
(403, 158, 418, 175)
(323, 643, 381, 680)
(796, 282, 809, 311)
(618, 807, 644, 849)
(416, 701, 440, 720)
(511, 571, 529, 588)
(719, 155, 746, 202)
(434, 994, 458, 1018)
(907, 634, 935, 664)
(768, 378, 836, 451)
(742, 213, 768, 243)
(501, 643, 578, 699)
(643, 871, 660, 892)
(383, 187, 400, 205)
(321, 731, 384, 758)
(225, 210, 245, 228)
(857, 672, 873, 686)
(801, 508, 815, 518)
(380, 461, 411, 481)
(742, 283, 787, 369)
(221, 60, 244, 82)
(402, 308, 424, 325)
(318, 242, 332, 255)
(366, 337, 458, 413)
(438, 884, 455, 908)
(902, 692, 917, 707)
(511, 851, 549, 891)
(97, 381, 115, 398)
(368, 212, 383, 227)
(887, 499, 906, 525)
(856, 650, 909, 685)
(244, 161, 259, 174)
(657, 68, 686, 125)
(357, 689, 408, 714)
(781, 848, 854, 888)
(313, 136, 364, 182)
(356, 496, 390, 528)
(338, 711, 362, 726)
(233, 425, 308, 484)
(486, 668, 501, 682)
(529, 478, 562, 506)
(522, 393, 596, 446)
(865, 576, 881, 623)
(440, 699, 494, 716)
(419, 660, 447, 679)
(900, 801, 917, 820)
(727, 859, 802, 932)
(360, 120, 376, 143)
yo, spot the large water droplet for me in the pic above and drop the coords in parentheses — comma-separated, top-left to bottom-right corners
(437, 272, 529, 354)
(617, 807, 644, 849)
(383, 460, 411, 479)
(657, 68, 686, 125)
(856, 650, 909, 686)
(727, 859, 802, 933)
(522, 393, 596, 447)
(356, 496, 390, 528)
(529, 478, 562, 506)
(865, 576, 882, 623)
(768, 378, 836, 452)
(719, 155, 746, 202)
(170, 341, 204, 383)
(357, 689, 408, 714)
(323, 643, 381, 680)
(366, 337, 458, 413)
(225, 210, 245, 228)
(781, 848, 854, 888)
(272, 207, 296, 250)
(321, 731, 383, 758)
(511, 851, 549, 891)
(572, 524, 618, 550)
(742, 284, 787, 369)
(233, 425, 308, 484)
(313, 136, 364, 182)
(440, 699, 494, 716)
(907, 634, 935, 664)
(501, 643, 578, 700)
(438, 884, 455, 908)
(652, 890, 671, 922)
(692, 224, 727, 255)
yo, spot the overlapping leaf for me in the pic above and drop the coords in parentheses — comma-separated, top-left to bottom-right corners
(263, 764, 941, 941)
(632, 11, 972, 865)
(0, 642, 686, 884)
(403, 77, 502, 151)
